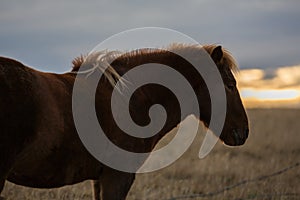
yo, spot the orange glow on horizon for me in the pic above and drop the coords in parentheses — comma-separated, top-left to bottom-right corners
(241, 88, 300, 101)
(239, 88, 300, 108)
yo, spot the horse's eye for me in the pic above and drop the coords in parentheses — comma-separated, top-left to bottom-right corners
(226, 84, 235, 91)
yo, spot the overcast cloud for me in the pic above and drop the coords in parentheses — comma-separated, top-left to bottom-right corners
(0, 0, 299, 72)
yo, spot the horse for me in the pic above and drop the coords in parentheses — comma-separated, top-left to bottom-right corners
(0, 44, 248, 200)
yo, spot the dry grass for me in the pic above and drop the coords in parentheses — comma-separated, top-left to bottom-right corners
(2, 109, 300, 200)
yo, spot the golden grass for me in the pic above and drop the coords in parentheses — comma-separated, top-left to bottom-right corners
(2, 109, 300, 200)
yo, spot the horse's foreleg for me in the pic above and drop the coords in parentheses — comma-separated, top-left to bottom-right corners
(92, 180, 100, 200)
(100, 168, 135, 200)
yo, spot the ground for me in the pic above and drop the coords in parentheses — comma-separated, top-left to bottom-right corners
(2, 109, 300, 200)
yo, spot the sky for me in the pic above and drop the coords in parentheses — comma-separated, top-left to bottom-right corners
(1, 0, 300, 107)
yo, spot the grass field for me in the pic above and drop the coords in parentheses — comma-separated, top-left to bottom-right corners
(2, 108, 300, 200)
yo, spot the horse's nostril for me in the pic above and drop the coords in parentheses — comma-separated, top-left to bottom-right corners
(234, 127, 249, 145)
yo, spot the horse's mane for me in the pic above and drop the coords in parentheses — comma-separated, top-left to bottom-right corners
(72, 50, 123, 86)
(71, 44, 238, 86)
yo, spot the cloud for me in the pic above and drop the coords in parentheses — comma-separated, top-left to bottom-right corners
(276, 66, 300, 88)
(238, 65, 300, 89)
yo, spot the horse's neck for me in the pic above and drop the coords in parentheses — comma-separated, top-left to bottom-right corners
(125, 79, 183, 149)
(111, 51, 197, 149)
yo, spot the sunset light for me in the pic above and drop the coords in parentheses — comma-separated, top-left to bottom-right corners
(237, 65, 300, 108)
(241, 89, 300, 101)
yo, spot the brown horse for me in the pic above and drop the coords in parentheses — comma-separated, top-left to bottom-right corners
(0, 44, 248, 200)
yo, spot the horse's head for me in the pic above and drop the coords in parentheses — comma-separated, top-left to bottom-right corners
(196, 45, 249, 146)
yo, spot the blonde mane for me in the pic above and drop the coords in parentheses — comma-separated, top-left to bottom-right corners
(71, 43, 238, 87)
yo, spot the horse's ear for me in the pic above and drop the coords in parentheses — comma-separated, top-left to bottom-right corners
(211, 46, 223, 63)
